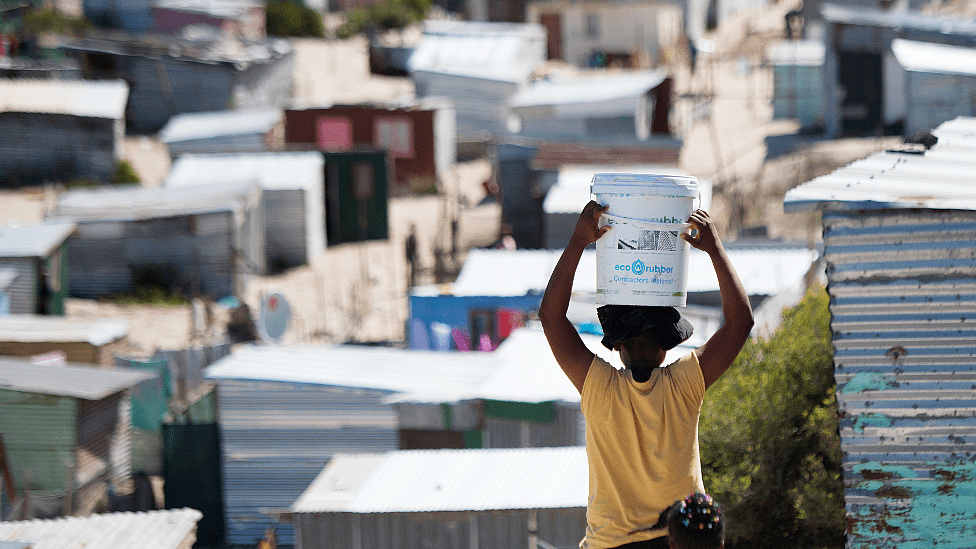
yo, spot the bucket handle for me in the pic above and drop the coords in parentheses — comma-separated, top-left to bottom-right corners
(601, 213, 692, 232)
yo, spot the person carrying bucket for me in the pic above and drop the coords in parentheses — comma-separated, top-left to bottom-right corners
(539, 200, 753, 549)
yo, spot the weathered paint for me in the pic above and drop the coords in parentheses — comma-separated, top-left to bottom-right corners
(796, 121, 976, 547)
(849, 461, 976, 548)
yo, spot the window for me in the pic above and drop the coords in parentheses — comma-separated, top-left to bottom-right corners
(316, 117, 353, 150)
(374, 116, 414, 158)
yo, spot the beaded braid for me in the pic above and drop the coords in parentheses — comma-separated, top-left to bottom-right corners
(667, 492, 724, 549)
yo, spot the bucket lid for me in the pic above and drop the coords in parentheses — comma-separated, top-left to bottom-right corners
(590, 173, 699, 198)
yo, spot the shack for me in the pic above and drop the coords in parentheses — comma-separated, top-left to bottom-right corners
(0, 315, 129, 367)
(814, 3, 976, 136)
(783, 116, 976, 546)
(407, 20, 546, 144)
(0, 78, 128, 185)
(61, 32, 294, 134)
(290, 447, 587, 549)
(203, 329, 588, 547)
(0, 222, 76, 316)
(158, 108, 284, 157)
(0, 358, 156, 518)
(48, 181, 265, 299)
(527, 0, 683, 68)
(285, 99, 456, 195)
(165, 152, 324, 269)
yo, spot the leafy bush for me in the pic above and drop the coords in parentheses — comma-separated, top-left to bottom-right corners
(336, 0, 432, 38)
(266, 1, 324, 38)
(22, 8, 91, 37)
(700, 286, 846, 548)
(113, 160, 141, 184)
(107, 264, 189, 306)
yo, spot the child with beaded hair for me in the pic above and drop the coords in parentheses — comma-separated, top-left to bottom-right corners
(667, 493, 725, 549)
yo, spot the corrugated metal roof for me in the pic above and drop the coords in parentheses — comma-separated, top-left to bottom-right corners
(0, 357, 155, 400)
(766, 39, 825, 66)
(0, 314, 129, 345)
(158, 108, 281, 144)
(49, 180, 262, 221)
(292, 446, 587, 513)
(0, 508, 202, 549)
(205, 326, 587, 404)
(0, 222, 75, 258)
(820, 2, 976, 36)
(542, 165, 697, 215)
(511, 71, 667, 108)
(892, 39, 976, 76)
(408, 20, 546, 83)
(784, 118, 976, 213)
(430, 245, 817, 299)
(155, 0, 262, 18)
(164, 152, 323, 191)
(0, 78, 128, 120)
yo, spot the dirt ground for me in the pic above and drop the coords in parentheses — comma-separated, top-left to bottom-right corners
(3, 3, 908, 355)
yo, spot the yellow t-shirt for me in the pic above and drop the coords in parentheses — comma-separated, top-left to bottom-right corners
(580, 351, 706, 549)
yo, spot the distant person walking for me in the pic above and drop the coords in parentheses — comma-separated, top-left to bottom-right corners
(540, 201, 753, 549)
(405, 224, 419, 287)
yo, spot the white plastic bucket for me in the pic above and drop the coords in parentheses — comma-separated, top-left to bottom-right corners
(591, 173, 699, 307)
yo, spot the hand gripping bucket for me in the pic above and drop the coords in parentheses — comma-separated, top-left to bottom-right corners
(591, 173, 699, 307)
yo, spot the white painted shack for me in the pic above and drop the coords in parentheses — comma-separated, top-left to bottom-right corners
(408, 20, 546, 141)
(203, 327, 590, 547)
(290, 447, 588, 549)
(164, 152, 325, 269)
(783, 116, 976, 547)
(48, 181, 265, 299)
(0, 78, 128, 185)
(158, 108, 283, 157)
(527, 0, 683, 68)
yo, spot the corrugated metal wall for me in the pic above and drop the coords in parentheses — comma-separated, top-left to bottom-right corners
(483, 403, 583, 449)
(0, 113, 118, 185)
(0, 388, 76, 496)
(0, 258, 36, 314)
(905, 72, 976, 138)
(824, 208, 976, 547)
(415, 73, 519, 139)
(216, 379, 400, 546)
(293, 507, 587, 549)
(67, 208, 262, 299)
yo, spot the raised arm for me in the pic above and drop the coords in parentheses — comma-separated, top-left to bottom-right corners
(680, 210, 754, 389)
(540, 201, 611, 393)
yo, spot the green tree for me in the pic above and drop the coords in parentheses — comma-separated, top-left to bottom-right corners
(113, 160, 141, 185)
(266, 1, 324, 38)
(21, 8, 91, 38)
(336, 0, 432, 38)
(700, 285, 846, 548)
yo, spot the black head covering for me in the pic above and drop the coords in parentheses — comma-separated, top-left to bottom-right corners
(596, 304, 694, 351)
